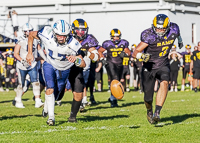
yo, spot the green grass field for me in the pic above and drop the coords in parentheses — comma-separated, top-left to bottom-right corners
(0, 73, 200, 143)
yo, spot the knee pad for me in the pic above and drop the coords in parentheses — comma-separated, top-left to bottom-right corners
(5, 78, 10, 82)
(32, 82, 40, 96)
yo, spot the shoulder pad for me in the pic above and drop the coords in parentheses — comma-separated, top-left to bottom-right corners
(38, 26, 53, 40)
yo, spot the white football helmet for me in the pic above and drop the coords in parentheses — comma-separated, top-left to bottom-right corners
(52, 20, 71, 45)
(22, 23, 33, 37)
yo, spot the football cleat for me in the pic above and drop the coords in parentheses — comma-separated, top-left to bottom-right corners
(46, 118, 55, 126)
(42, 109, 48, 118)
(14, 101, 25, 108)
(152, 112, 161, 124)
(147, 110, 153, 124)
(35, 99, 44, 108)
(108, 98, 118, 108)
(57, 100, 62, 106)
(6, 88, 9, 92)
(90, 96, 97, 105)
(0, 87, 5, 92)
(126, 87, 130, 92)
(79, 103, 85, 113)
(68, 117, 77, 123)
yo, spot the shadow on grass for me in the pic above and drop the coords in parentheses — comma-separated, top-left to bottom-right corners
(0, 98, 29, 104)
(0, 114, 41, 120)
(57, 115, 130, 125)
(154, 113, 200, 127)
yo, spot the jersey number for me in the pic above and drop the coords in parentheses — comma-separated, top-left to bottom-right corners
(112, 52, 121, 57)
(48, 49, 66, 61)
(7, 57, 14, 65)
(159, 46, 169, 57)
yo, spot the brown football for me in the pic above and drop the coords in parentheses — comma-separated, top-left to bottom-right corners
(110, 80, 124, 100)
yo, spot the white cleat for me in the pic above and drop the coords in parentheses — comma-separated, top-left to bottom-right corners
(15, 101, 25, 108)
(126, 87, 130, 92)
(6, 88, 9, 92)
(35, 99, 44, 108)
(46, 118, 55, 126)
(0, 87, 4, 92)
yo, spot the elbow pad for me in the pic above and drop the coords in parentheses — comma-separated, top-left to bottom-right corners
(91, 50, 99, 62)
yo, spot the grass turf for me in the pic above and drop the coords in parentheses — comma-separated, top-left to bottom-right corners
(0, 73, 200, 143)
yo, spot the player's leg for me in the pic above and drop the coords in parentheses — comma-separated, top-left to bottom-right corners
(153, 67, 170, 123)
(82, 69, 90, 108)
(142, 68, 156, 124)
(125, 68, 130, 92)
(120, 68, 126, 90)
(28, 66, 44, 108)
(181, 67, 186, 91)
(87, 62, 97, 104)
(193, 68, 198, 92)
(133, 66, 138, 91)
(68, 65, 84, 122)
(13, 68, 27, 108)
(174, 70, 178, 92)
(42, 62, 56, 125)
(5, 68, 10, 92)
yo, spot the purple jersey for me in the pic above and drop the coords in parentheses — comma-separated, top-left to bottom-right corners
(102, 39, 129, 64)
(181, 52, 191, 68)
(141, 22, 180, 70)
(81, 34, 99, 51)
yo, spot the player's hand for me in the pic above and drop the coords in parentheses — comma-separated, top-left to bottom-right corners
(141, 53, 151, 62)
(178, 42, 183, 49)
(119, 51, 126, 58)
(21, 59, 30, 68)
(26, 53, 34, 65)
(67, 56, 76, 63)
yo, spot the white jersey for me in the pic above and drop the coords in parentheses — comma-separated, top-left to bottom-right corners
(83, 56, 91, 71)
(16, 36, 38, 70)
(38, 26, 81, 70)
(12, 14, 19, 27)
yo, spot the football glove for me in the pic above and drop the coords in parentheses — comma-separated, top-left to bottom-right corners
(178, 42, 183, 49)
(21, 59, 30, 68)
(141, 53, 151, 62)
(119, 51, 126, 58)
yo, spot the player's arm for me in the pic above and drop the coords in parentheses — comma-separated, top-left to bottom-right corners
(37, 44, 46, 61)
(190, 60, 193, 73)
(95, 61, 103, 72)
(132, 41, 150, 62)
(26, 31, 40, 64)
(176, 52, 183, 60)
(98, 47, 106, 58)
(67, 55, 86, 68)
(14, 44, 22, 61)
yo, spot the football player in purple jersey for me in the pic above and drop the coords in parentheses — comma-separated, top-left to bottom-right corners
(132, 14, 183, 124)
(72, 19, 100, 111)
(181, 44, 192, 91)
(98, 29, 131, 107)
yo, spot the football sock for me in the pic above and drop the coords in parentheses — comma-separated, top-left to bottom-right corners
(110, 95, 116, 101)
(45, 93, 55, 119)
(82, 96, 87, 103)
(155, 105, 162, 114)
(43, 99, 48, 113)
(127, 79, 130, 84)
(70, 99, 81, 118)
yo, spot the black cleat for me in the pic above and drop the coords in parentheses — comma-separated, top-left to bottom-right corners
(90, 96, 97, 105)
(152, 112, 161, 124)
(68, 117, 77, 123)
(46, 119, 55, 126)
(108, 98, 118, 107)
(79, 104, 85, 113)
(147, 110, 153, 124)
(42, 109, 48, 118)
(12, 100, 16, 106)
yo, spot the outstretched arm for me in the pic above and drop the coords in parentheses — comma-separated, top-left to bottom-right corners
(26, 31, 40, 65)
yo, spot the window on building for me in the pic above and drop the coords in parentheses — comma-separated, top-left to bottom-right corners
(192, 23, 196, 44)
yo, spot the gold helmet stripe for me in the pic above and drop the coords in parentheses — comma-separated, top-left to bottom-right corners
(153, 16, 157, 27)
(84, 21, 88, 28)
(111, 30, 115, 36)
(73, 20, 79, 28)
(163, 17, 169, 28)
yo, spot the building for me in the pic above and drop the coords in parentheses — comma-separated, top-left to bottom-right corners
(0, 0, 200, 51)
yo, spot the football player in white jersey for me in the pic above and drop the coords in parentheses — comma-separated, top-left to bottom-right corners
(13, 23, 45, 108)
(26, 20, 86, 125)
